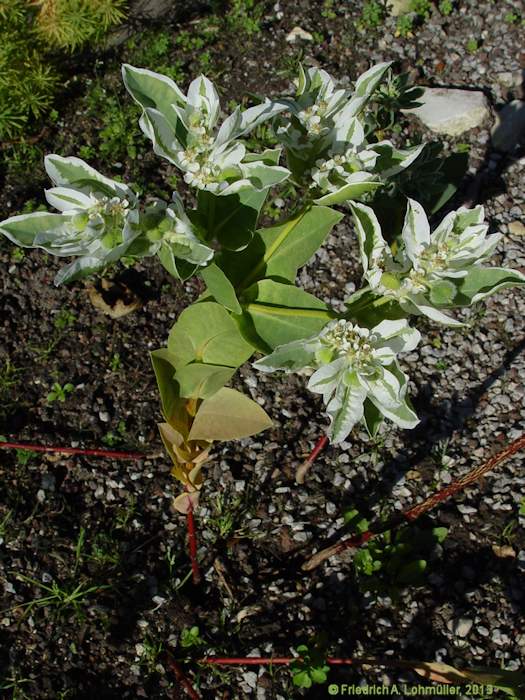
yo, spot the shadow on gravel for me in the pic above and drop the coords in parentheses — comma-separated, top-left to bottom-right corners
(353, 334, 525, 512)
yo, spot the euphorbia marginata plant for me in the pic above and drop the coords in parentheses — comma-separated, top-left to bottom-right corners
(1, 62, 524, 509)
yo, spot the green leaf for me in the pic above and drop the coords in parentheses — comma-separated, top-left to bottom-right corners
(0, 212, 68, 249)
(314, 180, 382, 206)
(200, 263, 242, 314)
(252, 339, 315, 372)
(411, 662, 525, 699)
(219, 205, 343, 289)
(121, 64, 185, 132)
(292, 670, 312, 689)
(243, 279, 333, 350)
(53, 256, 105, 286)
(197, 188, 267, 252)
(432, 527, 448, 544)
(371, 142, 424, 178)
(157, 244, 198, 281)
(188, 387, 273, 441)
(239, 161, 290, 190)
(397, 559, 427, 584)
(310, 668, 328, 684)
(429, 151, 469, 215)
(453, 266, 525, 305)
(354, 61, 391, 98)
(150, 349, 188, 428)
(363, 398, 383, 437)
(168, 301, 254, 369)
(429, 279, 457, 306)
(345, 289, 406, 328)
(44, 155, 131, 199)
(175, 363, 235, 399)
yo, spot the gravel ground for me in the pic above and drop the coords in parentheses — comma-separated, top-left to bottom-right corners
(0, 1, 524, 698)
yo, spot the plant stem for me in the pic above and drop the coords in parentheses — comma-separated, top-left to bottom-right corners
(167, 656, 201, 700)
(198, 656, 421, 669)
(0, 441, 144, 460)
(185, 488, 201, 585)
(302, 433, 525, 571)
(296, 435, 328, 483)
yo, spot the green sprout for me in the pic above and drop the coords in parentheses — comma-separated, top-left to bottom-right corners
(46, 381, 74, 403)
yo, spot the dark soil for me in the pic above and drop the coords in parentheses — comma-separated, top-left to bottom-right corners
(1, 1, 524, 698)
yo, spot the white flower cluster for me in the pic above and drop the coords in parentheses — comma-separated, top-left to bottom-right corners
(0, 155, 142, 284)
(122, 66, 290, 196)
(276, 64, 423, 204)
(350, 199, 524, 326)
(254, 318, 420, 443)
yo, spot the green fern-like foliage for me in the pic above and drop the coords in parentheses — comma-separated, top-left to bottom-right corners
(34, 0, 128, 51)
(0, 1, 57, 138)
(0, 0, 127, 139)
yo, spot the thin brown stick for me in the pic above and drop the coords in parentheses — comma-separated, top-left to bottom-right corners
(167, 656, 201, 700)
(302, 434, 525, 572)
(0, 441, 144, 460)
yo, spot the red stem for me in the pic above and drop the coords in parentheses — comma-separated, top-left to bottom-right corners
(307, 435, 328, 464)
(0, 441, 144, 460)
(185, 488, 201, 585)
(302, 433, 525, 571)
(167, 656, 201, 700)
(199, 657, 373, 666)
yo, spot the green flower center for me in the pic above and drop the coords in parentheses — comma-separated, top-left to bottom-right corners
(320, 321, 375, 369)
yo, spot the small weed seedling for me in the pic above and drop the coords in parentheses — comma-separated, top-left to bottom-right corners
(439, 0, 454, 16)
(466, 38, 479, 53)
(10, 247, 25, 263)
(504, 11, 522, 25)
(0, 509, 13, 544)
(46, 381, 74, 403)
(359, 1, 387, 30)
(136, 638, 163, 673)
(290, 641, 330, 689)
(344, 509, 448, 595)
(180, 626, 205, 649)
(409, 0, 432, 19)
(102, 419, 127, 446)
(11, 573, 105, 620)
(396, 14, 414, 37)
(53, 308, 76, 330)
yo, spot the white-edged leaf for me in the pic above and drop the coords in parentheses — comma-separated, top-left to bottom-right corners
(402, 198, 430, 265)
(350, 202, 388, 280)
(121, 64, 185, 131)
(0, 212, 68, 249)
(327, 375, 367, 444)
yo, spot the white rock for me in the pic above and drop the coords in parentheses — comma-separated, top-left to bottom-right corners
(491, 100, 525, 152)
(403, 88, 491, 136)
(453, 617, 473, 638)
(509, 221, 525, 236)
(242, 671, 258, 689)
(457, 504, 477, 515)
(494, 71, 522, 90)
(387, 0, 412, 15)
(286, 26, 314, 43)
